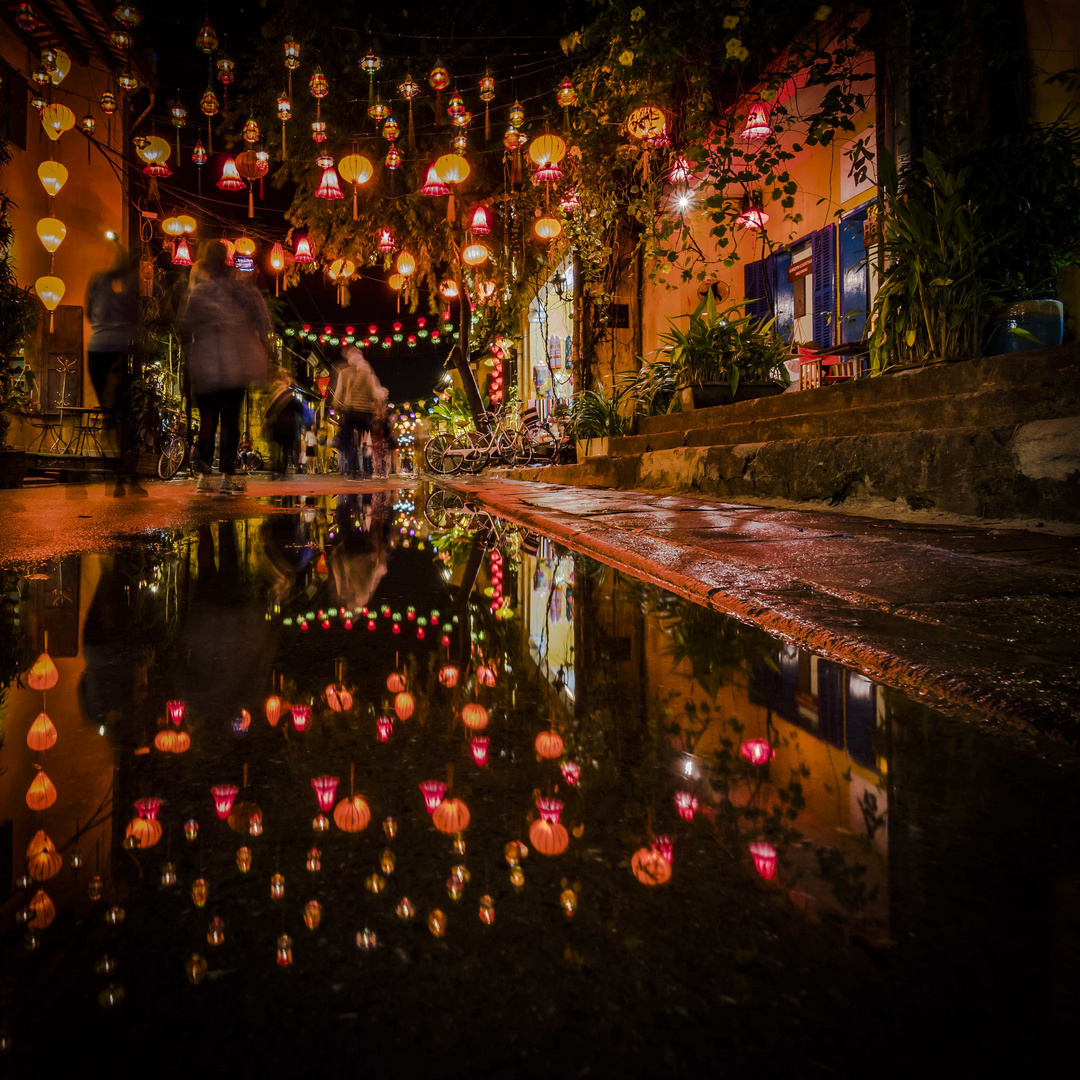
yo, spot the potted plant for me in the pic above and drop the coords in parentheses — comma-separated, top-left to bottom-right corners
(0, 138, 40, 486)
(652, 293, 790, 410)
(568, 383, 630, 459)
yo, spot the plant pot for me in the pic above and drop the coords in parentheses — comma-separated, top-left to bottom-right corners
(0, 448, 28, 488)
(680, 383, 786, 410)
(985, 299, 1064, 356)
(575, 437, 609, 459)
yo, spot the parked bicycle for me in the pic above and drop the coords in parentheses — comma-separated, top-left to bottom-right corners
(424, 406, 562, 475)
(157, 409, 264, 479)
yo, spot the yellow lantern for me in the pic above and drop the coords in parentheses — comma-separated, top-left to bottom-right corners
(626, 105, 667, 142)
(36, 218, 66, 254)
(35, 276, 65, 330)
(177, 215, 197, 234)
(41, 103, 75, 141)
(533, 216, 563, 242)
(235, 236, 256, 256)
(396, 251, 416, 277)
(162, 216, 185, 237)
(434, 153, 470, 185)
(136, 136, 172, 167)
(388, 272, 405, 292)
(269, 243, 285, 272)
(461, 242, 489, 267)
(338, 152, 373, 219)
(37, 161, 68, 198)
(49, 50, 71, 85)
(528, 133, 566, 167)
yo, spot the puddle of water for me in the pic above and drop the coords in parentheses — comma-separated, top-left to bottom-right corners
(0, 488, 1075, 1072)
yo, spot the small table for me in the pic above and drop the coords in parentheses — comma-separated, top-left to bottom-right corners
(57, 406, 110, 457)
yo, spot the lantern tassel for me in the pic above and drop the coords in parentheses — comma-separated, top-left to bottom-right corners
(485, 103, 490, 142)
(407, 100, 415, 151)
(275, 276, 279, 297)
(353, 187, 358, 221)
(49, 311, 55, 333)
(260, 176, 264, 200)
(208, 119, 213, 155)
(282, 121, 287, 161)
(176, 130, 180, 162)
(447, 191, 455, 223)
(248, 188, 254, 218)
(435, 89, 442, 125)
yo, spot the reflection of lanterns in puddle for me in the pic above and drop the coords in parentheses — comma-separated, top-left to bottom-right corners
(510, 865, 525, 890)
(160, 862, 177, 887)
(749, 841, 777, 880)
(311, 774, 339, 813)
(383, 817, 398, 840)
(395, 897, 415, 921)
(377, 716, 393, 741)
(192, 879, 209, 907)
(304, 900, 322, 930)
(356, 928, 378, 950)
(265, 695, 282, 726)
(207, 916, 225, 945)
(470, 736, 490, 766)
(186, 954, 208, 985)
(394, 692, 414, 721)
(461, 702, 488, 730)
(185, 818, 199, 841)
(504, 840, 528, 865)
(211, 784, 239, 820)
(420, 780, 447, 814)
(166, 699, 185, 725)
(478, 895, 495, 924)
(365, 873, 385, 894)
(476, 665, 496, 687)
(433, 798, 470, 835)
(249, 813, 263, 837)
(427, 909, 447, 937)
(561, 761, 580, 786)
(98, 985, 125, 1008)
(270, 873, 285, 899)
(307, 848, 321, 872)
(631, 847, 672, 886)
(535, 730, 564, 759)
(276, 933, 293, 966)
(313, 813, 329, 832)
(675, 791, 699, 821)
(88, 875, 103, 901)
(236, 847, 252, 872)
(96, 955, 117, 975)
(560, 888, 577, 917)
(380, 849, 395, 875)
(105, 905, 125, 925)
(438, 664, 459, 688)
(291, 705, 311, 732)
(446, 876, 463, 900)
(453, 835, 466, 856)
(69, 847, 83, 870)
(334, 794, 371, 832)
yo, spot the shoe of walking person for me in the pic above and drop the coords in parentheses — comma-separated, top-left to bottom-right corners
(195, 473, 213, 495)
(127, 477, 149, 497)
(111, 477, 125, 497)
(218, 475, 245, 496)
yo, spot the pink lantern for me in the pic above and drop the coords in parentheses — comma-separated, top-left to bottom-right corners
(749, 841, 777, 879)
(741, 101, 772, 140)
(376, 716, 393, 741)
(438, 664, 459, 688)
(315, 165, 344, 201)
(470, 205, 490, 234)
(536, 797, 564, 824)
(291, 705, 311, 732)
(653, 835, 674, 865)
(674, 791, 698, 821)
(470, 736, 489, 767)
(560, 761, 580, 787)
(166, 700, 185, 725)
(211, 784, 239, 820)
(668, 155, 692, 184)
(311, 775, 339, 812)
(135, 796, 163, 821)
(739, 739, 775, 766)
(419, 780, 447, 815)
(476, 665, 496, 688)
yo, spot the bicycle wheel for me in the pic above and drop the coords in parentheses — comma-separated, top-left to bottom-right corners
(458, 432, 489, 473)
(512, 432, 534, 468)
(250, 452, 264, 471)
(158, 436, 186, 480)
(424, 432, 461, 475)
(424, 488, 468, 529)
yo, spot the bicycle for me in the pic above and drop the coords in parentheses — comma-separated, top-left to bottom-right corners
(425, 408, 535, 475)
(157, 409, 189, 479)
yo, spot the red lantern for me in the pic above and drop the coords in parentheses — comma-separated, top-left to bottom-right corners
(217, 157, 245, 192)
(736, 191, 769, 230)
(377, 227, 395, 253)
(461, 702, 488, 731)
(419, 780, 447, 815)
(166, 700, 185, 725)
(653, 835, 674, 865)
(421, 163, 450, 198)
(561, 761, 580, 787)
(536, 797, 563, 824)
(438, 664, 459, 688)
(192, 141, 207, 166)
(470, 736, 489, 767)
(26, 651, 58, 690)
(675, 791, 698, 821)
(394, 692, 414, 721)
(315, 166, 344, 201)
(311, 775, 339, 812)
(750, 841, 777, 879)
(377, 715, 393, 741)
(669, 155, 692, 184)
(291, 704, 311, 731)
(294, 236, 315, 264)
(309, 67, 329, 99)
(469, 205, 491, 234)
(739, 739, 775, 766)
(211, 784, 239, 820)
(741, 102, 772, 140)
(135, 796, 163, 820)
(172, 237, 193, 267)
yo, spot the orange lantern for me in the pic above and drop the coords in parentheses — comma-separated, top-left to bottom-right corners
(388, 273, 405, 293)
(461, 702, 489, 731)
(438, 664, 459, 688)
(28, 847, 62, 882)
(433, 797, 470, 835)
(394, 692, 415, 721)
(125, 816, 162, 849)
(333, 793, 371, 832)
(234, 235, 256, 256)
(265, 695, 282, 726)
(534, 216, 563, 242)
(476, 665, 496, 688)
(26, 770, 57, 811)
(387, 672, 406, 694)
(174, 731, 191, 753)
(27, 711, 57, 751)
(631, 846, 672, 885)
(26, 830, 55, 859)
(534, 730, 564, 759)
(529, 818, 569, 856)
(27, 651, 58, 690)
(528, 133, 566, 168)
(154, 728, 179, 753)
(28, 890, 56, 928)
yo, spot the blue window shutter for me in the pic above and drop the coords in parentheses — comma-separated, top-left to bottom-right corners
(743, 259, 768, 321)
(838, 205, 871, 343)
(769, 250, 795, 341)
(811, 225, 836, 348)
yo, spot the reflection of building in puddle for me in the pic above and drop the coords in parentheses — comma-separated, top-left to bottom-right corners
(523, 545, 575, 704)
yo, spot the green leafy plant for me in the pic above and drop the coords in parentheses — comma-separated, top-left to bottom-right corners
(567, 382, 632, 439)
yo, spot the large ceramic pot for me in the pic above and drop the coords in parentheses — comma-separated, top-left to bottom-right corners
(985, 299, 1064, 356)
(681, 383, 786, 410)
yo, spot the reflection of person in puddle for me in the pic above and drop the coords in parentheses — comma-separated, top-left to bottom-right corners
(328, 493, 389, 610)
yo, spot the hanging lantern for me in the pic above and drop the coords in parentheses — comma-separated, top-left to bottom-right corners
(740, 738, 776, 765)
(28, 891, 55, 929)
(192, 140, 207, 166)
(461, 243, 489, 267)
(200, 87, 219, 119)
(534, 215, 563, 242)
(49, 51, 71, 86)
(398, 72, 420, 100)
(447, 92, 465, 121)
(469, 205, 491, 235)
(165, 699, 185, 724)
(125, 815, 162, 849)
(509, 100, 525, 128)
(396, 250, 416, 277)
(269, 243, 285, 294)
(376, 227, 395, 254)
(529, 133, 566, 169)
(626, 105, 667, 180)
(112, 5, 142, 28)
(470, 736, 489, 767)
(376, 715, 393, 741)
(421, 163, 449, 197)
(439, 279, 459, 300)
(433, 797, 470, 835)
(27, 712, 57, 751)
(741, 101, 773, 140)
(100, 92, 116, 116)
(631, 846, 672, 885)
(16, 4, 37, 32)
(217, 156, 245, 191)
(382, 117, 399, 142)
(435, 152, 470, 185)
(387, 671, 406, 693)
(211, 784, 239, 819)
(559, 188, 581, 213)
(419, 780, 447, 814)
(394, 692, 414, 721)
(37, 162, 67, 199)
(529, 799, 569, 856)
(367, 97, 389, 123)
(34, 277, 65, 331)
(669, 154, 692, 184)
(40, 104, 75, 142)
(137, 135, 172, 177)
(109, 28, 132, 50)
(315, 165, 344, 201)
(385, 146, 403, 171)
(749, 841, 778, 879)
(117, 70, 140, 93)
(309, 67, 329, 100)
(428, 58, 449, 116)
(338, 151, 373, 219)
(196, 18, 218, 54)
(242, 117, 259, 144)
(450, 132, 468, 154)
(556, 77, 577, 109)
(334, 793, 371, 832)
(736, 191, 769, 230)
(438, 664, 459, 688)
(217, 56, 235, 89)
(535, 729, 564, 758)
(311, 775, 340, 813)
(35, 217, 66, 255)
(26, 770, 58, 811)
(311, 120, 327, 143)
(284, 35, 301, 70)
(172, 238, 193, 266)
(675, 791, 698, 820)
(234, 236, 256, 257)
(561, 760, 581, 786)
(461, 702, 488, 730)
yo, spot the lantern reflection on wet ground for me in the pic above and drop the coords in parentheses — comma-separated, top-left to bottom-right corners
(1, 488, 1078, 1075)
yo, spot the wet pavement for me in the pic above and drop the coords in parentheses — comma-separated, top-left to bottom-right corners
(1, 485, 1078, 1074)
(444, 477, 1080, 744)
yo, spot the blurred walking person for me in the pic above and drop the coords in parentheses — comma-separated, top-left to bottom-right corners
(264, 366, 307, 479)
(85, 249, 143, 496)
(177, 241, 272, 495)
(332, 345, 386, 480)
